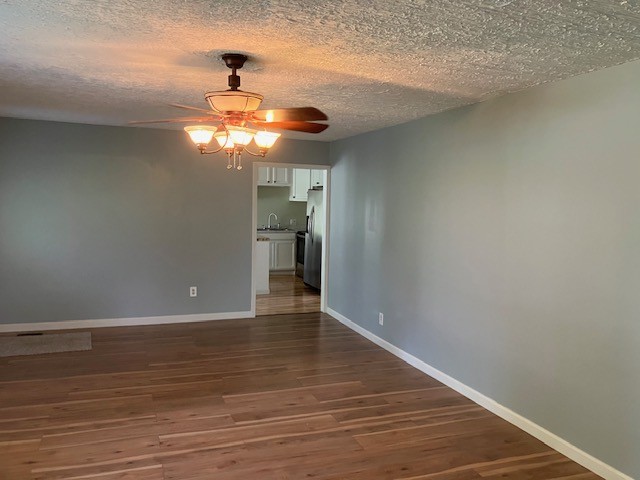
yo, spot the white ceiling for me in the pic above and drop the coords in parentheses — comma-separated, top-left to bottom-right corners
(1, 1, 639, 141)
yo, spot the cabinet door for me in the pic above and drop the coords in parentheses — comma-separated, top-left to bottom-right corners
(272, 168, 291, 186)
(310, 169, 324, 187)
(273, 240, 296, 270)
(258, 167, 271, 185)
(290, 168, 310, 202)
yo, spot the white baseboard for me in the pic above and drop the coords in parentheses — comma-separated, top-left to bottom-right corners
(327, 308, 632, 480)
(0, 311, 254, 333)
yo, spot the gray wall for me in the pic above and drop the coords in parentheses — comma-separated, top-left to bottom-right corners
(257, 186, 307, 230)
(0, 118, 328, 323)
(329, 59, 640, 478)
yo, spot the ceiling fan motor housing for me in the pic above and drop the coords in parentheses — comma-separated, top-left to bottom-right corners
(204, 90, 264, 114)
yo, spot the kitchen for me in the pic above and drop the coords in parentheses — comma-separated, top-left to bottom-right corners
(255, 166, 326, 316)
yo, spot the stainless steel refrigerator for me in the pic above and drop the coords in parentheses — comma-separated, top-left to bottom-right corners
(303, 187, 323, 289)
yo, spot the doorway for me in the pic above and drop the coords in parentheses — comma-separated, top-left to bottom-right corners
(251, 163, 330, 316)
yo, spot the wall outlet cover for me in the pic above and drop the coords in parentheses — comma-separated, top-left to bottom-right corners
(189, 286, 197, 297)
(379, 312, 384, 325)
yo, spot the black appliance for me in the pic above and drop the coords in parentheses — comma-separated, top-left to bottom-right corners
(295, 231, 306, 278)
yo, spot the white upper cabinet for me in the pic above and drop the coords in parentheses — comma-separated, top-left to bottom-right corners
(257, 167, 270, 185)
(290, 168, 311, 202)
(289, 168, 324, 202)
(257, 167, 292, 186)
(272, 168, 290, 185)
(310, 169, 324, 187)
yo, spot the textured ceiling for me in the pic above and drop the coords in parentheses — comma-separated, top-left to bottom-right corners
(1, 1, 639, 141)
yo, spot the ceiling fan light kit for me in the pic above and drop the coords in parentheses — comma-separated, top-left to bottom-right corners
(254, 131, 281, 149)
(184, 125, 217, 149)
(131, 53, 328, 172)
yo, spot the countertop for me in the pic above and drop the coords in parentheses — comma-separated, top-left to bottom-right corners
(256, 228, 296, 233)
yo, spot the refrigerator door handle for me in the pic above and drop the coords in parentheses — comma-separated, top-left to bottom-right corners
(309, 207, 315, 244)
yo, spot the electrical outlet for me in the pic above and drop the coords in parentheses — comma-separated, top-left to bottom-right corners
(289, 219, 297, 226)
(378, 312, 384, 326)
(189, 286, 197, 297)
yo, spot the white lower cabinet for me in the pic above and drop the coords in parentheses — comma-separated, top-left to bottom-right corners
(271, 240, 296, 271)
(265, 232, 296, 272)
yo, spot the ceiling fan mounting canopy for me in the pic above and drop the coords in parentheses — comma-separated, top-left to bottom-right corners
(221, 53, 248, 71)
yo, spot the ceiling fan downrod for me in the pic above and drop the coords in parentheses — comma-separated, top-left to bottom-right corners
(222, 53, 248, 91)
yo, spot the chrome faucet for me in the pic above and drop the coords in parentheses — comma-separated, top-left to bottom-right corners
(267, 213, 278, 229)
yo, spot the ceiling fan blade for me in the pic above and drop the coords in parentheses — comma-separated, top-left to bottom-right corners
(252, 120, 329, 134)
(251, 107, 328, 123)
(128, 116, 217, 125)
(169, 103, 218, 115)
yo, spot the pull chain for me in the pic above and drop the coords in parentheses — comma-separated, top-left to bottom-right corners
(224, 149, 245, 171)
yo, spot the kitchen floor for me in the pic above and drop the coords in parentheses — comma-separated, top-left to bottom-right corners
(256, 275, 320, 315)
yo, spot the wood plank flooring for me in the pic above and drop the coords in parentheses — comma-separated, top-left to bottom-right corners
(256, 274, 321, 316)
(0, 313, 599, 480)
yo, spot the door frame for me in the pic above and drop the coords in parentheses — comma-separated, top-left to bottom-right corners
(251, 162, 331, 316)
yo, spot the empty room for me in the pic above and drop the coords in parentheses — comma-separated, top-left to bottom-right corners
(0, 1, 638, 479)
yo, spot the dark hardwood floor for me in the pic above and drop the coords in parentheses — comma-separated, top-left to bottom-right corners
(0, 313, 599, 480)
(256, 275, 321, 316)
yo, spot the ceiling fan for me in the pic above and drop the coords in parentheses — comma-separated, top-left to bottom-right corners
(130, 53, 329, 170)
